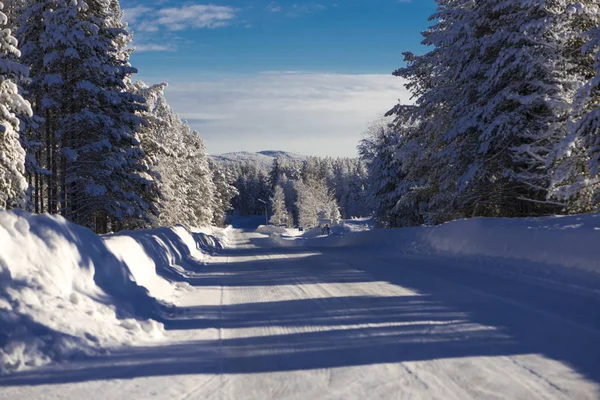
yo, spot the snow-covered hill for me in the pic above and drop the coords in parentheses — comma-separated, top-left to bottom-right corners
(210, 150, 307, 169)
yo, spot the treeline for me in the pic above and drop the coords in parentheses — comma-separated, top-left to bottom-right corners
(0, 0, 235, 233)
(222, 156, 370, 227)
(360, 1, 600, 228)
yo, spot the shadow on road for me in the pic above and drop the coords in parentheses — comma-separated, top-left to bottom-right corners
(2, 226, 599, 387)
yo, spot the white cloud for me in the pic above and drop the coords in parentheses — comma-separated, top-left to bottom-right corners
(123, 6, 152, 24)
(123, 4, 237, 51)
(156, 5, 237, 30)
(156, 73, 411, 157)
(124, 4, 237, 30)
(285, 3, 327, 17)
(134, 43, 176, 52)
(266, 2, 282, 12)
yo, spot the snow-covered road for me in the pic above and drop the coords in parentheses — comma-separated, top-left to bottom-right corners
(1, 227, 600, 399)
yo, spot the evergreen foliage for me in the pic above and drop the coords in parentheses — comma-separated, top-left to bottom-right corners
(0, 1, 31, 209)
(0, 0, 231, 232)
(363, 0, 600, 227)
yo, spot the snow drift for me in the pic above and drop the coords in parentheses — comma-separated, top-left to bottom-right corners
(269, 213, 600, 276)
(417, 214, 600, 272)
(0, 210, 223, 374)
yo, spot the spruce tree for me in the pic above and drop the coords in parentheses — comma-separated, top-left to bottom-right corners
(392, 0, 588, 222)
(0, 1, 31, 209)
(549, 5, 600, 211)
(269, 185, 290, 226)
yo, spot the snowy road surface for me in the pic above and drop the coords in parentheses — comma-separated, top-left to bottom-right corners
(2, 226, 600, 399)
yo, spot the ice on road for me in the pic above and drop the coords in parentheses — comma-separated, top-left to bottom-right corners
(1, 227, 599, 400)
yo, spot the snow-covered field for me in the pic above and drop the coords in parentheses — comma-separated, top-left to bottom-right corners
(1, 212, 599, 399)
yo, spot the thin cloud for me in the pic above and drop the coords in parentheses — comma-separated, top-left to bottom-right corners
(122, 5, 152, 24)
(123, 4, 237, 52)
(266, 2, 282, 13)
(156, 5, 237, 30)
(286, 3, 327, 17)
(134, 43, 177, 53)
(155, 72, 411, 157)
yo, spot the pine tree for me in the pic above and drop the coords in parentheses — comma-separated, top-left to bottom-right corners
(295, 177, 340, 229)
(210, 162, 238, 227)
(359, 112, 424, 227)
(67, 0, 156, 232)
(581, 25, 600, 202)
(269, 184, 291, 226)
(0, 1, 31, 209)
(268, 155, 285, 192)
(390, 0, 588, 223)
(549, 4, 600, 211)
(132, 81, 223, 228)
(17, 0, 157, 231)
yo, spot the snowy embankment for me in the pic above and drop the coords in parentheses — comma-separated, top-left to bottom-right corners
(270, 214, 600, 278)
(0, 210, 225, 374)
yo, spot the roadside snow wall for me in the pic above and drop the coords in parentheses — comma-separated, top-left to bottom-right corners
(0, 210, 223, 374)
(270, 213, 600, 275)
(417, 214, 600, 273)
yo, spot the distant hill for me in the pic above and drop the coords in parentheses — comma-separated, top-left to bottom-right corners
(210, 150, 308, 169)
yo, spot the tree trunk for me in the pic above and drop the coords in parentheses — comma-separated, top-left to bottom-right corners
(45, 110, 53, 214)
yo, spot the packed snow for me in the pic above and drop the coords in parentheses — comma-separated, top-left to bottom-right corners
(1, 213, 600, 399)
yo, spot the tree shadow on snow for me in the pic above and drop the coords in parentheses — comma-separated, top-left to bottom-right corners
(2, 223, 600, 386)
(0, 294, 530, 385)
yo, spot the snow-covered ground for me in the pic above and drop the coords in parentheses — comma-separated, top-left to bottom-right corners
(1, 213, 600, 399)
(272, 214, 600, 291)
(0, 210, 225, 374)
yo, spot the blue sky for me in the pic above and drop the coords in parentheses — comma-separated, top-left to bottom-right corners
(122, 0, 438, 156)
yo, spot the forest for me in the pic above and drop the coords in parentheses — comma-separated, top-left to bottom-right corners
(0, 0, 237, 233)
(0, 0, 599, 232)
(359, 1, 600, 227)
(217, 155, 371, 228)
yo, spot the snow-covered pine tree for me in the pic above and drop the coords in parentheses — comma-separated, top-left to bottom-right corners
(549, 3, 600, 212)
(18, 0, 69, 215)
(0, 1, 31, 209)
(580, 24, 600, 205)
(66, 0, 156, 232)
(268, 155, 286, 192)
(17, 0, 157, 231)
(132, 81, 218, 228)
(388, 0, 481, 224)
(295, 177, 340, 229)
(359, 113, 423, 227)
(182, 128, 215, 228)
(392, 0, 584, 223)
(269, 184, 291, 226)
(210, 162, 238, 227)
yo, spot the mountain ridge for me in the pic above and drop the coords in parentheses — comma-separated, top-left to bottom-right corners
(210, 150, 308, 169)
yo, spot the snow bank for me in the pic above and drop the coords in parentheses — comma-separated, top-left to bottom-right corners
(0, 210, 223, 374)
(104, 224, 222, 299)
(418, 214, 600, 273)
(270, 213, 600, 275)
(256, 225, 288, 235)
(340, 218, 374, 233)
(193, 225, 232, 249)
